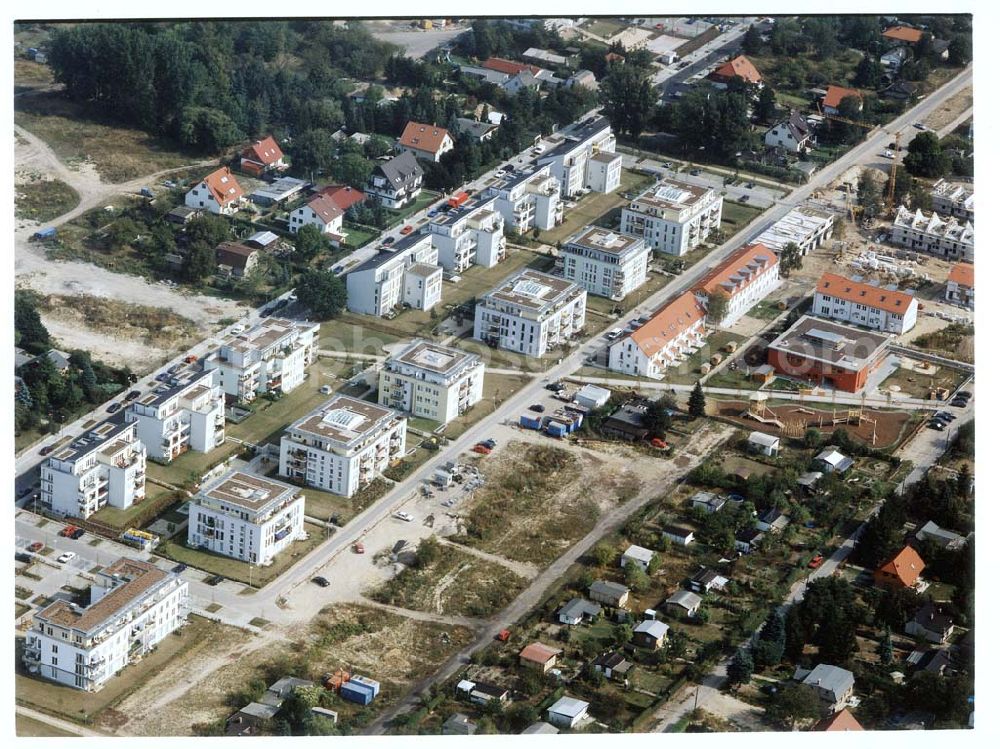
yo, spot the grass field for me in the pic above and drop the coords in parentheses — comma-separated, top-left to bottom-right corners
(537, 169, 654, 245)
(587, 270, 672, 318)
(387, 190, 439, 224)
(15, 714, 78, 737)
(14, 59, 55, 88)
(144, 442, 242, 490)
(441, 372, 531, 440)
(341, 222, 380, 250)
(91, 483, 176, 530)
(15, 179, 80, 222)
(719, 200, 766, 242)
(584, 19, 626, 38)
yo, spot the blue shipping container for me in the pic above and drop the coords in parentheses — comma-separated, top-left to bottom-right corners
(339, 681, 374, 705)
(546, 422, 567, 438)
(520, 414, 542, 430)
(349, 675, 380, 696)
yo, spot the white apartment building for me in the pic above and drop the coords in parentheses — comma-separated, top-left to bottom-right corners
(428, 196, 506, 272)
(23, 558, 188, 691)
(693, 243, 781, 328)
(40, 421, 147, 520)
(187, 470, 305, 565)
(812, 272, 918, 334)
(890, 206, 974, 261)
(557, 225, 650, 301)
(345, 233, 442, 316)
(473, 269, 587, 358)
(931, 178, 974, 222)
(279, 395, 407, 498)
(126, 369, 225, 463)
(538, 115, 622, 197)
(609, 292, 706, 379)
(379, 339, 485, 424)
(752, 207, 835, 257)
(620, 179, 722, 256)
(203, 318, 319, 403)
(484, 165, 564, 234)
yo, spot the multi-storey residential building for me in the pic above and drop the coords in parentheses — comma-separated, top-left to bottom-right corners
(945, 262, 974, 309)
(473, 269, 587, 357)
(428, 196, 506, 272)
(608, 292, 706, 379)
(345, 233, 442, 316)
(366, 152, 424, 209)
(890, 206, 974, 261)
(586, 151, 623, 194)
(23, 558, 188, 691)
(40, 421, 147, 520)
(187, 470, 304, 565)
(538, 115, 622, 197)
(203, 318, 320, 403)
(379, 339, 485, 424)
(185, 167, 244, 216)
(279, 396, 407, 498)
(752, 207, 835, 257)
(126, 369, 225, 463)
(557, 225, 650, 301)
(930, 178, 974, 221)
(812, 272, 918, 334)
(484, 164, 564, 234)
(620, 179, 723, 256)
(693, 243, 781, 328)
(767, 316, 891, 393)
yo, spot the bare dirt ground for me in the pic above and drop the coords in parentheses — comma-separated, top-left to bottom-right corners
(924, 86, 973, 131)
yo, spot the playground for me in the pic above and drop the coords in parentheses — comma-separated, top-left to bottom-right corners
(712, 395, 917, 450)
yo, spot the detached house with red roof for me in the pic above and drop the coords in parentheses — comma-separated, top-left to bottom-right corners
(608, 291, 706, 379)
(186, 167, 245, 216)
(882, 25, 924, 46)
(708, 55, 763, 89)
(874, 545, 925, 590)
(821, 85, 864, 116)
(812, 272, 918, 334)
(814, 709, 864, 731)
(289, 195, 345, 246)
(396, 121, 454, 163)
(694, 243, 780, 328)
(240, 135, 286, 177)
(945, 262, 974, 309)
(318, 185, 366, 213)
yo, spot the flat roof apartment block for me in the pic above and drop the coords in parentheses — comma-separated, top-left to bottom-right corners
(24, 558, 188, 691)
(767, 315, 891, 392)
(558, 225, 651, 301)
(484, 164, 564, 234)
(379, 339, 485, 424)
(41, 421, 147, 520)
(188, 470, 305, 565)
(346, 233, 441, 317)
(890, 206, 974, 262)
(279, 395, 407, 497)
(538, 115, 620, 197)
(620, 178, 722, 256)
(428, 196, 507, 272)
(752, 207, 835, 256)
(204, 318, 320, 403)
(473, 269, 587, 357)
(127, 369, 226, 462)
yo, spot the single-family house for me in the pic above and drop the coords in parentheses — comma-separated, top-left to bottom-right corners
(592, 651, 633, 682)
(915, 520, 967, 550)
(813, 709, 864, 731)
(396, 121, 454, 162)
(289, 195, 344, 243)
(46, 349, 72, 372)
(456, 679, 510, 705)
(663, 524, 696, 546)
(588, 580, 630, 608)
(905, 602, 955, 644)
(547, 696, 590, 730)
(442, 712, 478, 735)
(755, 507, 790, 533)
(366, 152, 424, 209)
(821, 85, 864, 116)
(185, 167, 244, 216)
(621, 544, 656, 572)
(880, 45, 911, 73)
(708, 54, 763, 88)
(454, 117, 500, 142)
(944, 262, 974, 309)
(747, 431, 780, 457)
(317, 184, 367, 213)
(691, 491, 727, 514)
(632, 619, 670, 649)
(663, 590, 702, 618)
(800, 663, 855, 712)
(557, 598, 602, 625)
(522, 721, 560, 734)
(735, 527, 764, 554)
(602, 401, 650, 442)
(519, 642, 561, 673)
(215, 241, 260, 278)
(240, 135, 286, 176)
(874, 545, 925, 590)
(765, 111, 815, 153)
(882, 25, 923, 46)
(906, 648, 952, 676)
(815, 447, 854, 474)
(688, 566, 729, 594)
(798, 471, 825, 493)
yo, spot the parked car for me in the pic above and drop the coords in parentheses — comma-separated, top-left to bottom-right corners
(472, 444, 491, 455)
(125, 390, 142, 401)
(956, 390, 972, 399)
(57, 552, 76, 564)
(650, 437, 668, 449)
(332, 265, 344, 274)
(739, 195, 750, 202)
(481, 439, 497, 449)
(934, 411, 956, 422)
(39, 445, 55, 456)
(155, 373, 170, 382)
(400, 225, 414, 235)
(529, 404, 545, 413)
(496, 629, 511, 642)
(605, 328, 623, 340)
(689, 168, 702, 176)
(320, 385, 333, 395)
(392, 511, 415, 522)
(383, 236, 396, 245)
(106, 402, 122, 413)
(312, 576, 331, 587)
(27, 542, 43, 553)
(927, 421, 945, 431)
(206, 575, 224, 586)
(16, 552, 32, 563)
(914, 122, 926, 130)
(881, 150, 895, 158)
(71, 528, 85, 540)
(172, 563, 188, 574)
(808, 554, 824, 569)
(544, 382, 565, 391)
(353, 542, 365, 554)
(59, 525, 78, 538)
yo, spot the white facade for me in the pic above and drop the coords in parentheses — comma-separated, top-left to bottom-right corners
(428, 197, 507, 272)
(586, 152, 623, 194)
(345, 234, 441, 316)
(126, 369, 225, 463)
(187, 471, 305, 565)
(41, 422, 147, 520)
(279, 395, 407, 498)
(379, 340, 485, 424)
(930, 178, 974, 221)
(764, 115, 813, 153)
(204, 318, 319, 403)
(23, 559, 187, 692)
(539, 115, 620, 197)
(620, 179, 723, 256)
(693, 244, 781, 328)
(288, 197, 344, 236)
(558, 226, 650, 301)
(403, 264, 444, 310)
(485, 165, 564, 234)
(473, 269, 587, 358)
(184, 168, 243, 216)
(753, 207, 835, 257)
(609, 292, 706, 379)
(890, 206, 974, 261)
(945, 263, 973, 309)
(811, 273, 918, 335)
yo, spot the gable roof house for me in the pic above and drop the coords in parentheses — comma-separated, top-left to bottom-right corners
(185, 167, 245, 216)
(815, 447, 854, 474)
(821, 85, 864, 115)
(608, 291, 706, 379)
(318, 184, 367, 213)
(882, 25, 924, 46)
(557, 598, 602, 626)
(454, 117, 500, 142)
(663, 590, 702, 618)
(240, 135, 286, 176)
(813, 709, 865, 731)
(765, 111, 815, 153)
(688, 566, 729, 594)
(588, 580, 630, 608)
(800, 663, 855, 712)
(915, 520, 967, 550)
(215, 241, 261, 279)
(519, 642, 561, 672)
(747, 431, 781, 457)
(709, 54, 763, 88)
(735, 527, 765, 554)
(692, 243, 781, 329)
(366, 152, 425, 209)
(905, 602, 955, 644)
(691, 491, 728, 514)
(874, 545, 925, 590)
(880, 45, 911, 73)
(812, 272, 919, 334)
(632, 619, 670, 650)
(755, 507, 790, 533)
(945, 262, 974, 309)
(621, 544, 656, 572)
(289, 195, 345, 245)
(396, 121, 454, 162)
(662, 524, 696, 546)
(592, 651, 633, 682)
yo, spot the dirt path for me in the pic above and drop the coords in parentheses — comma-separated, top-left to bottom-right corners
(437, 537, 539, 578)
(363, 600, 483, 629)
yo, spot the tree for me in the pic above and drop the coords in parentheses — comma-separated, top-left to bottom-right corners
(727, 649, 755, 686)
(853, 55, 882, 88)
(414, 536, 441, 569)
(294, 224, 328, 263)
(879, 628, 895, 665)
(296, 270, 347, 320)
(186, 214, 231, 248)
(624, 560, 651, 593)
(803, 427, 823, 448)
(599, 62, 657, 139)
(760, 609, 786, 652)
(778, 243, 803, 278)
(949, 34, 971, 66)
(705, 289, 730, 327)
(14, 291, 51, 353)
(183, 243, 216, 282)
(742, 24, 763, 54)
(107, 218, 143, 251)
(856, 168, 884, 218)
(688, 381, 706, 418)
(753, 85, 777, 125)
(904, 132, 951, 178)
(642, 396, 673, 439)
(592, 541, 616, 567)
(766, 683, 823, 728)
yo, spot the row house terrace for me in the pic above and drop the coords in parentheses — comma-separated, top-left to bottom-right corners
(693, 243, 781, 328)
(890, 206, 974, 262)
(608, 292, 706, 379)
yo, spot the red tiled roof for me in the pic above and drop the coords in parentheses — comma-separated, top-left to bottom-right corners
(243, 135, 284, 166)
(698, 243, 778, 299)
(883, 26, 923, 44)
(816, 272, 917, 315)
(628, 291, 705, 357)
(483, 57, 541, 76)
(878, 545, 925, 588)
(823, 85, 863, 111)
(319, 184, 366, 212)
(948, 262, 974, 288)
(711, 55, 762, 84)
(398, 121, 453, 156)
(202, 167, 244, 207)
(519, 642, 561, 664)
(305, 195, 343, 225)
(814, 709, 865, 731)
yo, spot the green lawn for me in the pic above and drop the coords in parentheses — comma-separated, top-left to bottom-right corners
(586, 270, 672, 318)
(387, 190, 439, 224)
(719, 200, 766, 241)
(537, 169, 654, 245)
(297, 485, 356, 524)
(341, 222, 379, 250)
(317, 315, 405, 354)
(144, 442, 242, 489)
(441, 372, 532, 441)
(746, 299, 786, 321)
(584, 19, 625, 38)
(90, 483, 176, 531)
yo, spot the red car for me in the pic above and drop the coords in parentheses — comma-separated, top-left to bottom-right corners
(353, 542, 365, 554)
(60, 525, 79, 538)
(650, 438, 669, 449)
(27, 542, 43, 553)
(496, 629, 511, 642)
(472, 444, 491, 455)
(400, 225, 414, 235)
(808, 554, 824, 569)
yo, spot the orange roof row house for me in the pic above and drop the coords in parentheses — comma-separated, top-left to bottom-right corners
(816, 272, 917, 315)
(696, 243, 778, 299)
(710, 55, 763, 85)
(483, 56, 541, 77)
(628, 291, 705, 358)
